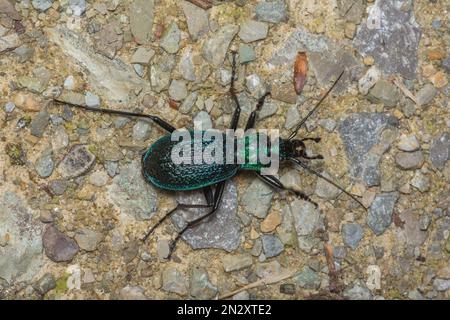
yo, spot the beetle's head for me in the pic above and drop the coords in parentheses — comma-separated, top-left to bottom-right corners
(280, 138, 323, 160)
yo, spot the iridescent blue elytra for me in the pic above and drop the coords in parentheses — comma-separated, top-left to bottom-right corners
(141, 130, 283, 191)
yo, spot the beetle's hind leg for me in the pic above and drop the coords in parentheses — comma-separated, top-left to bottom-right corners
(167, 182, 226, 259)
(142, 186, 215, 242)
(255, 172, 318, 207)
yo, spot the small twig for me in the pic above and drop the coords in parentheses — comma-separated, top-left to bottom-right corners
(392, 75, 418, 106)
(218, 270, 296, 300)
(324, 243, 342, 293)
(186, 0, 212, 10)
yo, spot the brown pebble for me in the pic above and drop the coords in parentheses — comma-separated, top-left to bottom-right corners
(430, 71, 448, 88)
(260, 211, 282, 233)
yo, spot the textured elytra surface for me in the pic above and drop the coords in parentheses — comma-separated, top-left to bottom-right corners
(142, 131, 238, 190)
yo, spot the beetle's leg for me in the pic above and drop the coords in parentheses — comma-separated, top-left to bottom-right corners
(254, 172, 318, 207)
(141, 186, 215, 242)
(245, 92, 270, 130)
(229, 52, 242, 130)
(168, 182, 226, 259)
(53, 100, 176, 133)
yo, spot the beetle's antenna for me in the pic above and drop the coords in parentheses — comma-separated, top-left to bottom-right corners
(288, 70, 345, 140)
(289, 157, 366, 210)
(52, 99, 175, 133)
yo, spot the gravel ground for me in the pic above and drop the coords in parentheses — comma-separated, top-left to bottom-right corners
(0, 0, 449, 300)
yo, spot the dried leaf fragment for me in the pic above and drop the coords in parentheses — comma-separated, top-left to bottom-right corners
(294, 51, 308, 95)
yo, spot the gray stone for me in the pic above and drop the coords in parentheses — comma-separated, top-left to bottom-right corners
(31, 0, 53, 11)
(367, 192, 398, 235)
(89, 170, 108, 187)
(307, 48, 361, 93)
(33, 273, 56, 295)
(238, 20, 268, 43)
(157, 239, 170, 260)
(410, 171, 430, 193)
(4, 101, 15, 113)
(35, 151, 54, 178)
(18, 76, 45, 94)
(258, 101, 278, 120)
(443, 57, 450, 73)
(0, 191, 43, 284)
(69, 0, 86, 16)
(43, 225, 79, 262)
(203, 24, 239, 67)
(57, 90, 86, 106)
(353, 0, 421, 79)
(408, 289, 425, 300)
(94, 21, 123, 59)
(179, 92, 198, 114)
(218, 68, 232, 86)
(295, 266, 321, 289)
(49, 179, 69, 196)
(342, 223, 364, 250)
(344, 284, 372, 300)
(0, 0, 21, 19)
(429, 133, 450, 169)
(368, 80, 400, 107)
(180, 0, 209, 40)
(48, 27, 149, 103)
(358, 66, 381, 95)
(193, 110, 212, 130)
(179, 47, 196, 82)
(162, 266, 187, 295)
(119, 285, 147, 300)
(149, 54, 176, 93)
(13, 45, 35, 63)
(291, 200, 319, 236)
(339, 113, 398, 186)
(397, 135, 420, 152)
(395, 151, 424, 170)
(284, 106, 300, 130)
(105, 161, 119, 177)
(261, 234, 284, 258)
(169, 79, 188, 101)
(245, 74, 267, 99)
(74, 228, 103, 251)
(222, 254, 253, 272)
(239, 44, 256, 64)
(315, 171, 340, 200)
(400, 210, 428, 246)
(318, 119, 337, 132)
(433, 279, 450, 292)
(171, 181, 241, 252)
(160, 21, 181, 54)
(190, 266, 217, 299)
(256, 261, 282, 278)
(132, 120, 151, 141)
(131, 47, 155, 65)
(30, 109, 50, 138)
(419, 214, 431, 231)
(255, 1, 288, 24)
(57, 145, 96, 178)
(242, 179, 274, 218)
(129, 0, 155, 44)
(85, 92, 100, 107)
(108, 160, 158, 221)
(0, 33, 20, 52)
(416, 84, 437, 106)
(233, 291, 250, 300)
(337, 0, 364, 23)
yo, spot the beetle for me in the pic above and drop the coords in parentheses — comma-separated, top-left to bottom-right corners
(55, 52, 364, 258)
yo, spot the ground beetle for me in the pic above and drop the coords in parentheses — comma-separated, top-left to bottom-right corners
(55, 52, 364, 258)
